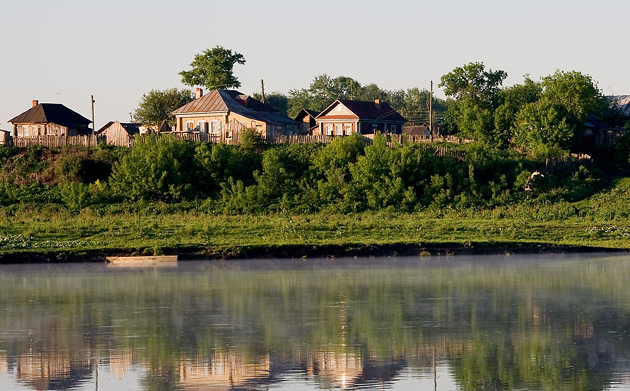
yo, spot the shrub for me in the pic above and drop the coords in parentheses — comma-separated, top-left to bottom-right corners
(109, 134, 197, 201)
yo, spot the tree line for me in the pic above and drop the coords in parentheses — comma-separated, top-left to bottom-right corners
(133, 46, 627, 164)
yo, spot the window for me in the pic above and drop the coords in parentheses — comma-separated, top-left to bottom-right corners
(200, 121, 209, 133)
(185, 121, 194, 132)
(325, 124, 333, 136)
(344, 123, 353, 135)
(335, 123, 343, 136)
(211, 120, 221, 134)
(391, 125, 397, 133)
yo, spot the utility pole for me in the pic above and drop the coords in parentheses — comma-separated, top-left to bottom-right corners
(429, 81, 433, 135)
(260, 79, 266, 103)
(91, 95, 96, 131)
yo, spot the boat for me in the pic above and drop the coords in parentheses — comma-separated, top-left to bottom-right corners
(106, 255, 178, 267)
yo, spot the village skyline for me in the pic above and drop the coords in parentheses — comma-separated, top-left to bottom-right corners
(1, 0, 629, 130)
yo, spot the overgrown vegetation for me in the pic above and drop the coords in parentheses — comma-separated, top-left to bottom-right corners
(3, 60, 630, 256)
(0, 133, 620, 215)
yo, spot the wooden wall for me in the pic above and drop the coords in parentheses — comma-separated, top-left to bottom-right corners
(100, 122, 134, 147)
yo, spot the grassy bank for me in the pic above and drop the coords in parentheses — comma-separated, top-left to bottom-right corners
(1, 199, 629, 262)
(1, 139, 630, 262)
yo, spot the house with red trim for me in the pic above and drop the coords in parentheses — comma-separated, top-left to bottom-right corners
(313, 99, 406, 136)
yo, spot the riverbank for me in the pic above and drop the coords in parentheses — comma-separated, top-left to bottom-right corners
(1, 209, 629, 263)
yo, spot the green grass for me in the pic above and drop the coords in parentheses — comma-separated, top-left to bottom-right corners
(0, 210, 629, 256)
(2, 178, 630, 258)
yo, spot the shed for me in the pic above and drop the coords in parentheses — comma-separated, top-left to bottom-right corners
(0, 129, 10, 144)
(96, 121, 142, 147)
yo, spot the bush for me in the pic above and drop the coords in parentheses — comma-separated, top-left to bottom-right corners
(109, 134, 197, 201)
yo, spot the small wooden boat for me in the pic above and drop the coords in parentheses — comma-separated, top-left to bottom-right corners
(106, 255, 178, 267)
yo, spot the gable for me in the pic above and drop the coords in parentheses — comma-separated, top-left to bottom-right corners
(318, 102, 359, 119)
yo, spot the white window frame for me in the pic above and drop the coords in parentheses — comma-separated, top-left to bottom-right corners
(325, 124, 333, 136)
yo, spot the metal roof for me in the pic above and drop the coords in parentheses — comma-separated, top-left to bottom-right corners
(172, 89, 296, 126)
(9, 103, 91, 126)
(295, 109, 321, 121)
(95, 121, 142, 135)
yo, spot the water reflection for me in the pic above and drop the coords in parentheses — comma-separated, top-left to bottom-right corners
(1, 254, 630, 390)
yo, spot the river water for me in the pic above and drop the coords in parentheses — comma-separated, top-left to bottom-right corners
(1, 254, 630, 390)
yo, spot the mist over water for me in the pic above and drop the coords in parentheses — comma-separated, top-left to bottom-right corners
(1, 254, 630, 390)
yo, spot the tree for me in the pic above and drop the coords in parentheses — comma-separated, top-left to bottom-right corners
(512, 71, 608, 159)
(439, 62, 507, 145)
(252, 92, 289, 115)
(179, 46, 246, 90)
(493, 78, 542, 148)
(133, 88, 193, 128)
(513, 100, 573, 160)
(540, 70, 607, 126)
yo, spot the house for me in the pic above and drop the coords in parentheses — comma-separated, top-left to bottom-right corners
(404, 123, 433, 139)
(313, 99, 406, 136)
(9, 100, 92, 137)
(0, 129, 10, 144)
(614, 95, 630, 122)
(96, 121, 144, 147)
(294, 109, 320, 135)
(583, 116, 626, 146)
(172, 88, 297, 141)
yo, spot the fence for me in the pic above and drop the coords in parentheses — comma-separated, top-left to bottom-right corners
(9, 134, 104, 148)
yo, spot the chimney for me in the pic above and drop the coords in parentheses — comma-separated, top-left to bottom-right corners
(374, 99, 380, 105)
(196, 88, 203, 99)
(32, 100, 39, 107)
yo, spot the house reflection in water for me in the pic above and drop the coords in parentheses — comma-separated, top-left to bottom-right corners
(15, 351, 92, 391)
(306, 350, 363, 389)
(108, 348, 134, 380)
(0, 351, 8, 375)
(178, 350, 271, 390)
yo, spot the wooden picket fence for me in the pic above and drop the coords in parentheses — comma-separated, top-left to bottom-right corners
(10, 134, 104, 148)
(6, 132, 466, 161)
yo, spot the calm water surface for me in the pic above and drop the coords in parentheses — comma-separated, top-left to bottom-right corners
(1, 254, 630, 390)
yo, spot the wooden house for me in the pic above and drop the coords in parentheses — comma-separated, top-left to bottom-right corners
(314, 99, 406, 136)
(294, 109, 320, 135)
(172, 88, 297, 141)
(9, 100, 92, 137)
(96, 121, 144, 147)
(0, 129, 10, 144)
(583, 116, 626, 147)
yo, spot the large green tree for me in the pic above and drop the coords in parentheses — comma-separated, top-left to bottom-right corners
(439, 62, 507, 145)
(492, 78, 542, 148)
(513, 71, 608, 159)
(180, 46, 246, 90)
(133, 88, 193, 127)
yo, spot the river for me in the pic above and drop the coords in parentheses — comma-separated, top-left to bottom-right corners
(1, 253, 630, 390)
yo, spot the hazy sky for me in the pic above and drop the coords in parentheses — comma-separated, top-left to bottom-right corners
(1, 0, 628, 130)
